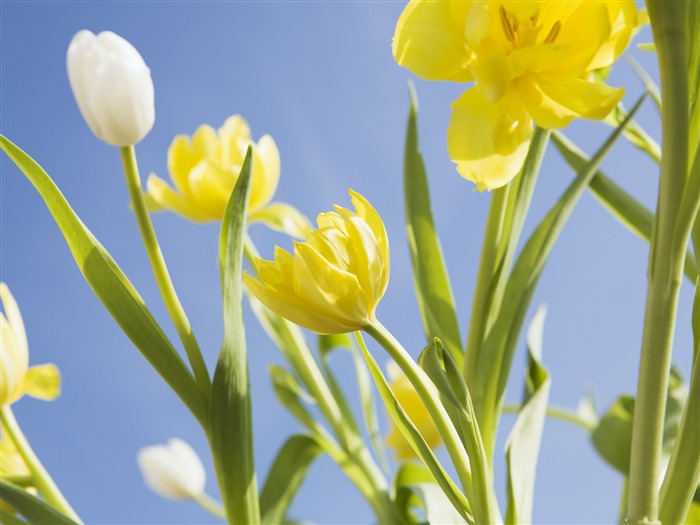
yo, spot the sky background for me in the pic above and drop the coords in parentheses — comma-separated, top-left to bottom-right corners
(1, 1, 693, 524)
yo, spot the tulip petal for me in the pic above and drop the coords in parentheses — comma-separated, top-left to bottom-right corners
(448, 86, 532, 191)
(393, 0, 474, 82)
(145, 175, 213, 221)
(249, 135, 280, 212)
(520, 76, 624, 129)
(587, 1, 637, 71)
(346, 217, 386, 314)
(187, 160, 234, 218)
(248, 202, 312, 239)
(23, 364, 61, 401)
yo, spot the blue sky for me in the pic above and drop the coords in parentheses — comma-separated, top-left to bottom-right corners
(1, 2, 692, 524)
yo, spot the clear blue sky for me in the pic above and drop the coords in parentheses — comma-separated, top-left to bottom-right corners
(1, 2, 692, 524)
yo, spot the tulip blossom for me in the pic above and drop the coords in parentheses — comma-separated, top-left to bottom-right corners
(146, 115, 289, 223)
(244, 190, 389, 334)
(67, 30, 155, 146)
(385, 362, 441, 460)
(393, 0, 637, 190)
(0, 283, 61, 407)
(137, 438, 206, 500)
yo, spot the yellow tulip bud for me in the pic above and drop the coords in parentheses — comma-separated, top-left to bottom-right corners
(0, 284, 61, 407)
(384, 361, 442, 460)
(146, 115, 280, 221)
(244, 190, 389, 334)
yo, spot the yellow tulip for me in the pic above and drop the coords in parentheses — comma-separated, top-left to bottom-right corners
(0, 437, 30, 480)
(385, 362, 441, 460)
(0, 284, 61, 407)
(146, 115, 281, 221)
(393, 0, 638, 190)
(244, 190, 389, 334)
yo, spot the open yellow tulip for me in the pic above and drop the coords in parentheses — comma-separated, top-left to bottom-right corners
(393, 0, 638, 190)
(244, 190, 389, 334)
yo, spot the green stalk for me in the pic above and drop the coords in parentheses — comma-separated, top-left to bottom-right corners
(192, 492, 227, 519)
(626, 2, 690, 523)
(119, 146, 211, 399)
(366, 321, 501, 524)
(0, 407, 82, 524)
(501, 403, 595, 432)
(463, 185, 510, 391)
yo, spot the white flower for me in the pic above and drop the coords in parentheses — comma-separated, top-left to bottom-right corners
(67, 30, 155, 146)
(137, 438, 206, 500)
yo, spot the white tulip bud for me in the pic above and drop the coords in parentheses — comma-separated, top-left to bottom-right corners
(67, 30, 155, 146)
(137, 439, 206, 500)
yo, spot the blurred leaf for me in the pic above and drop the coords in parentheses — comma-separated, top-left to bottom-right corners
(626, 56, 662, 111)
(686, 502, 700, 525)
(210, 147, 260, 524)
(688, 0, 700, 166)
(269, 365, 322, 433)
(260, 435, 323, 525)
(604, 102, 661, 163)
(403, 86, 462, 364)
(249, 202, 312, 239)
(505, 306, 551, 525)
(0, 480, 77, 525)
(354, 333, 473, 522)
(0, 135, 208, 427)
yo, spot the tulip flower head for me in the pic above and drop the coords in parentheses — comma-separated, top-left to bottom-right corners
(385, 361, 441, 460)
(146, 115, 283, 222)
(244, 190, 389, 334)
(0, 283, 61, 407)
(393, 0, 637, 190)
(67, 30, 155, 147)
(137, 438, 206, 500)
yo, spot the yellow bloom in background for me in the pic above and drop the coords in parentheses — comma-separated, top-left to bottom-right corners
(0, 436, 30, 480)
(0, 283, 61, 407)
(244, 190, 389, 334)
(393, 0, 637, 190)
(147, 115, 311, 237)
(385, 361, 441, 460)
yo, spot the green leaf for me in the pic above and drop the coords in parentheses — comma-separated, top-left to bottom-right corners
(476, 96, 645, 453)
(551, 131, 698, 284)
(0, 480, 78, 525)
(685, 502, 700, 525)
(353, 333, 474, 522)
(688, 0, 700, 167)
(210, 147, 260, 525)
(269, 364, 322, 433)
(626, 56, 662, 112)
(249, 202, 312, 239)
(603, 102, 661, 163)
(403, 86, 462, 365)
(0, 135, 208, 428)
(259, 435, 323, 525)
(505, 306, 551, 525)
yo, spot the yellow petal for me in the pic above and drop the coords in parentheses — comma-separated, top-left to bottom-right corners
(0, 284, 29, 406)
(448, 86, 532, 191)
(248, 202, 312, 239)
(469, 50, 511, 102)
(393, 0, 474, 82)
(587, 1, 637, 71)
(346, 217, 386, 314)
(24, 364, 61, 401)
(145, 175, 213, 221)
(187, 160, 234, 217)
(519, 76, 624, 129)
(249, 135, 280, 212)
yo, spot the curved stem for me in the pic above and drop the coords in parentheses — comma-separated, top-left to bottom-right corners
(501, 403, 595, 432)
(0, 407, 82, 524)
(192, 492, 227, 519)
(120, 146, 211, 399)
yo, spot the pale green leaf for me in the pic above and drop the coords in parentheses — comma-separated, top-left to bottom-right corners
(0, 480, 77, 525)
(0, 135, 208, 428)
(210, 147, 260, 525)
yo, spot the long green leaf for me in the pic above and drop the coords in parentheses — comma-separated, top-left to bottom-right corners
(0, 135, 208, 428)
(505, 306, 551, 525)
(353, 333, 474, 523)
(0, 480, 77, 525)
(210, 147, 260, 525)
(552, 131, 698, 283)
(404, 86, 462, 364)
(259, 435, 323, 525)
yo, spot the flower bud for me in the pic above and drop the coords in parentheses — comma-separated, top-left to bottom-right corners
(67, 30, 155, 146)
(137, 439, 206, 500)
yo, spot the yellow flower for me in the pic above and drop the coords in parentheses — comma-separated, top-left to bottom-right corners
(393, 0, 638, 190)
(385, 362, 441, 460)
(146, 115, 281, 221)
(244, 190, 389, 334)
(0, 283, 61, 407)
(0, 436, 30, 480)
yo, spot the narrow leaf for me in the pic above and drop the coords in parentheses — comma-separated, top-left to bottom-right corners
(210, 147, 260, 525)
(0, 135, 207, 428)
(404, 86, 463, 364)
(505, 306, 551, 525)
(0, 480, 78, 525)
(260, 435, 323, 525)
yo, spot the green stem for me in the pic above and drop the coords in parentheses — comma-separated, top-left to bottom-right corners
(120, 146, 211, 399)
(501, 403, 595, 432)
(464, 185, 510, 392)
(366, 321, 501, 524)
(192, 492, 227, 519)
(0, 407, 82, 524)
(626, 2, 689, 523)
